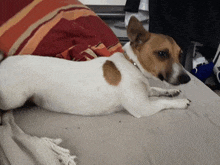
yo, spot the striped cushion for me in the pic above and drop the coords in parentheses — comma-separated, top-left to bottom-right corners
(0, 0, 123, 61)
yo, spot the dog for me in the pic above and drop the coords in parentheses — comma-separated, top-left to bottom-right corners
(0, 16, 190, 118)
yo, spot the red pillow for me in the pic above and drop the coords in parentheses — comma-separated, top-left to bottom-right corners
(0, 0, 123, 61)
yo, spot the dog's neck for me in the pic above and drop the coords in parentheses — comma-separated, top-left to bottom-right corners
(123, 42, 155, 80)
(123, 42, 138, 63)
(123, 51, 138, 69)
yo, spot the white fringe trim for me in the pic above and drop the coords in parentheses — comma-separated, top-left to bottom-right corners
(41, 137, 77, 165)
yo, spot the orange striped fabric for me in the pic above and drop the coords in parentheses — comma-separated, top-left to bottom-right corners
(0, 0, 123, 61)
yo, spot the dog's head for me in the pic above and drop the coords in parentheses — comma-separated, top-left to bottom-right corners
(125, 16, 190, 85)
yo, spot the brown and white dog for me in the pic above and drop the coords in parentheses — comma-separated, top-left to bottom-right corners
(0, 16, 190, 118)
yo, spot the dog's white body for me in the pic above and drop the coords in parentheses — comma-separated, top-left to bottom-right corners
(0, 17, 191, 118)
(0, 52, 139, 116)
(0, 44, 189, 118)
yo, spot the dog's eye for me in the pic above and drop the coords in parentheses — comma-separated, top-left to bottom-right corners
(158, 51, 169, 58)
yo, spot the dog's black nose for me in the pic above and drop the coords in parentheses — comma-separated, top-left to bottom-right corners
(178, 74, 191, 84)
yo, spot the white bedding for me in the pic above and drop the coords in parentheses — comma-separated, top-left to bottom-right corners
(1, 72, 220, 165)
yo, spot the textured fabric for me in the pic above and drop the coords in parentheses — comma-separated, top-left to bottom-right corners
(0, 0, 123, 61)
(10, 72, 220, 165)
(0, 111, 76, 165)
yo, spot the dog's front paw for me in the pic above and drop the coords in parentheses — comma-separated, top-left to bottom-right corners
(180, 98, 191, 108)
(166, 89, 181, 97)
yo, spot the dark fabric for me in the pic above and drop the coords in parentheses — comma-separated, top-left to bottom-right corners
(149, 0, 220, 56)
(124, 0, 141, 12)
(197, 46, 217, 60)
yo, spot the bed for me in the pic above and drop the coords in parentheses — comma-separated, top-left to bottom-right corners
(1, 0, 220, 164)
(1, 71, 219, 165)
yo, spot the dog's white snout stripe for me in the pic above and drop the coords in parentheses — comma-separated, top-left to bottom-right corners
(168, 63, 187, 85)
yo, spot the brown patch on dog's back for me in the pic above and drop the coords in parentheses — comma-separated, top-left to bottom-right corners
(103, 60, 121, 86)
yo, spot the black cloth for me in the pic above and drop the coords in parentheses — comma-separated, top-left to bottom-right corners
(124, 0, 141, 12)
(149, 0, 220, 56)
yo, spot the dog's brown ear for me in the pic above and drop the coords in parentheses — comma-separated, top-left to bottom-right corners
(127, 16, 150, 48)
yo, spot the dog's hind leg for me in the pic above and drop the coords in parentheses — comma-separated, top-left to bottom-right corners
(149, 87, 181, 97)
(0, 90, 29, 111)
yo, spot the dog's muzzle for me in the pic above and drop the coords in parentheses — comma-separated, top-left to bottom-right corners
(165, 63, 191, 85)
(177, 73, 191, 84)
